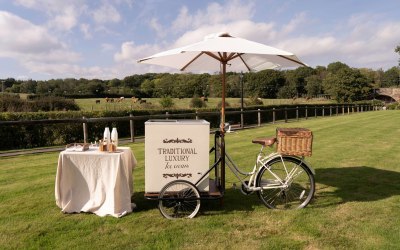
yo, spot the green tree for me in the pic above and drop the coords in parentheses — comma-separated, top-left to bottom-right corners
(208, 74, 222, 97)
(327, 61, 350, 74)
(226, 73, 241, 97)
(246, 70, 285, 98)
(19, 80, 37, 94)
(153, 74, 174, 97)
(305, 75, 323, 97)
(382, 67, 400, 87)
(323, 67, 370, 102)
(86, 79, 105, 95)
(159, 96, 174, 108)
(284, 67, 315, 97)
(395, 44, 400, 65)
(140, 79, 154, 97)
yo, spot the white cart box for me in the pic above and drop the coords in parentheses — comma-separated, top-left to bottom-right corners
(145, 119, 210, 193)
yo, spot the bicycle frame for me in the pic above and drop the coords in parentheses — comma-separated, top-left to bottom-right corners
(190, 131, 314, 198)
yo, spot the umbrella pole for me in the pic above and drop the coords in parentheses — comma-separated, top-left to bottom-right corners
(220, 61, 226, 193)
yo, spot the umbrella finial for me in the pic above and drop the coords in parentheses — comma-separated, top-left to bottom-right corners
(204, 32, 232, 40)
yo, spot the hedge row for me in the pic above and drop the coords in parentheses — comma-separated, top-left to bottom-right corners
(0, 95, 79, 112)
(0, 103, 373, 150)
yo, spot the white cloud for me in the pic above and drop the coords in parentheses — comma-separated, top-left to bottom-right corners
(114, 41, 160, 64)
(80, 23, 92, 39)
(14, 0, 86, 31)
(274, 13, 400, 69)
(171, 20, 276, 48)
(171, 0, 254, 34)
(0, 11, 61, 55)
(22, 60, 111, 79)
(92, 3, 121, 24)
(149, 18, 166, 38)
(0, 11, 86, 76)
(281, 12, 308, 36)
(172, 6, 192, 32)
(48, 6, 79, 31)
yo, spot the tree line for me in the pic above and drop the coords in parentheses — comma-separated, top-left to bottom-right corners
(1, 61, 400, 103)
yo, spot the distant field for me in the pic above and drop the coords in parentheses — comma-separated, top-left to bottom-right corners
(75, 97, 334, 111)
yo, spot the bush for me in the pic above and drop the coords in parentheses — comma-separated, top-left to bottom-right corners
(0, 95, 80, 112)
(386, 102, 400, 110)
(217, 100, 230, 109)
(244, 97, 263, 106)
(159, 97, 175, 108)
(190, 97, 207, 108)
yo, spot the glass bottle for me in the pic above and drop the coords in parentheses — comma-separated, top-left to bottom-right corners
(111, 127, 118, 147)
(103, 127, 111, 150)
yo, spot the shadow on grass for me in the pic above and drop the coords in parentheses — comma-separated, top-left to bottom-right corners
(315, 166, 400, 207)
(131, 165, 400, 215)
(132, 187, 262, 216)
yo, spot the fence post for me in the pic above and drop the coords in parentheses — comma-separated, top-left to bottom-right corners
(82, 116, 88, 144)
(315, 106, 317, 118)
(285, 107, 288, 123)
(257, 109, 261, 127)
(322, 106, 325, 117)
(329, 106, 332, 116)
(166, 111, 169, 120)
(296, 106, 299, 121)
(336, 105, 338, 116)
(352, 106, 354, 114)
(272, 108, 276, 124)
(241, 108, 244, 128)
(342, 105, 345, 115)
(130, 114, 135, 142)
(196, 110, 199, 120)
(347, 106, 350, 115)
(305, 106, 308, 120)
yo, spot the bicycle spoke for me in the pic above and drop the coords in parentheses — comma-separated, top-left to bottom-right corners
(159, 180, 201, 219)
(257, 156, 315, 209)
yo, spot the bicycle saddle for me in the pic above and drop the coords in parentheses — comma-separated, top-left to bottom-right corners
(252, 137, 276, 147)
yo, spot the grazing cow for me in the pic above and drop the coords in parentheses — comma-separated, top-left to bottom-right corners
(110, 98, 114, 103)
(105, 97, 109, 102)
(118, 97, 124, 102)
(95, 100, 101, 104)
(131, 97, 138, 103)
(139, 99, 147, 104)
(201, 96, 208, 102)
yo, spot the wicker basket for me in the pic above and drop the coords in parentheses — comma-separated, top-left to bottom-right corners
(276, 128, 313, 156)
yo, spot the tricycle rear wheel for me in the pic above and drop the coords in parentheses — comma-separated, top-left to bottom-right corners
(158, 180, 201, 219)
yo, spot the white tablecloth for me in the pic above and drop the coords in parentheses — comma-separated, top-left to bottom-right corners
(55, 147, 137, 217)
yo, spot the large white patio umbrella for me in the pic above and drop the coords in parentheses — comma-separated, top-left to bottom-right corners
(138, 32, 306, 192)
(138, 32, 306, 132)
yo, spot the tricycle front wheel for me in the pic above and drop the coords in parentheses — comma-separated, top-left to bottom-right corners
(158, 180, 201, 219)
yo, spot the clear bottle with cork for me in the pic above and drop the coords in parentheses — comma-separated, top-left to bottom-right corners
(109, 127, 118, 152)
(101, 127, 111, 151)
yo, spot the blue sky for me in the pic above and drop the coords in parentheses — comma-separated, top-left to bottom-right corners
(1, 0, 400, 80)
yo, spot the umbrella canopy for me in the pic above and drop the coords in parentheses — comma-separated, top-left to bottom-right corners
(138, 32, 306, 132)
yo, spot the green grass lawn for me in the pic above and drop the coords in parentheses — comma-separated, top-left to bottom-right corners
(1, 111, 400, 249)
(75, 97, 334, 111)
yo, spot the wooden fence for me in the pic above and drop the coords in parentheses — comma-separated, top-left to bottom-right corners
(0, 104, 378, 148)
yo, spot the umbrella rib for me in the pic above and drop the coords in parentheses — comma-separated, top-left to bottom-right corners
(226, 52, 236, 61)
(181, 52, 205, 71)
(238, 54, 251, 72)
(205, 52, 223, 62)
(278, 55, 307, 67)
